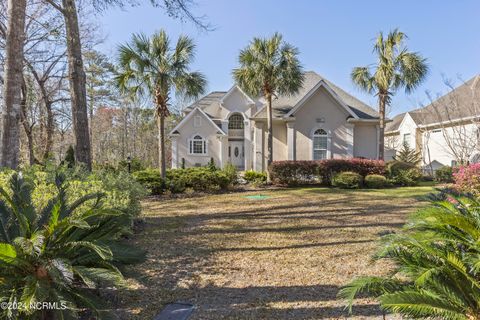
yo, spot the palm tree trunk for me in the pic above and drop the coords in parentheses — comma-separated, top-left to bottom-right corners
(378, 94, 386, 161)
(1, 0, 26, 169)
(61, 0, 92, 170)
(157, 112, 167, 179)
(266, 92, 273, 182)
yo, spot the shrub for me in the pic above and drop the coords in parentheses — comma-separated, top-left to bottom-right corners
(223, 163, 238, 185)
(332, 171, 363, 189)
(243, 170, 267, 184)
(134, 166, 237, 195)
(364, 174, 388, 188)
(63, 145, 75, 168)
(339, 193, 480, 319)
(269, 161, 320, 185)
(133, 169, 165, 195)
(385, 161, 421, 186)
(269, 159, 384, 186)
(453, 164, 480, 195)
(0, 174, 143, 319)
(393, 141, 421, 165)
(435, 166, 453, 183)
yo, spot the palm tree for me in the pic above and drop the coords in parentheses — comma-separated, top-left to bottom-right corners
(339, 192, 480, 319)
(233, 33, 304, 180)
(116, 31, 206, 178)
(351, 29, 428, 160)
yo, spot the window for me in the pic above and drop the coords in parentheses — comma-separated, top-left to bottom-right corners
(228, 114, 244, 129)
(193, 116, 202, 128)
(189, 135, 207, 155)
(313, 128, 328, 160)
(403, 133, 411, 146)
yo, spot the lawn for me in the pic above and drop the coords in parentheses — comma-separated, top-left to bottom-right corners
(117, 185, 436, 319)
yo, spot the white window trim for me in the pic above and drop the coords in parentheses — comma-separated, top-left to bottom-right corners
(188, 134, 208, 156)
(311, 127, 331, 160)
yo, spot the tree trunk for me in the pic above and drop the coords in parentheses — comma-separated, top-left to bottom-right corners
(61, 0, 92, 170)
(1, 0, 27, 169)
(20, 76, 36, 165)
(157, 112, 166, 179)
(43, 100, 54, 161)
(378, 94, 386, 161)
(266, 92, 273, 182)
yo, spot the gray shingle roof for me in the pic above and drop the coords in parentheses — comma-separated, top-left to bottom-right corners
(386, 75, 480, 132)
(183, 71, 379, 120)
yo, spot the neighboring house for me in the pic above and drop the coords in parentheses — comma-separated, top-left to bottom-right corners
(169, 71, 382, 170)
(385, 74, 480, 170)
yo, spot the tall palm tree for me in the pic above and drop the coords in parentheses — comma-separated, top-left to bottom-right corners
(233, 33, 304, 180)
(116, 30, 206, 178)
(352, 29, 428, 160)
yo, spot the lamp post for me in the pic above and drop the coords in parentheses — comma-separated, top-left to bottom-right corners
(127, 156, 131, 173)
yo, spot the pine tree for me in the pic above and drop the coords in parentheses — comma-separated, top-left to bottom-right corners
(394, 141, 421, 165)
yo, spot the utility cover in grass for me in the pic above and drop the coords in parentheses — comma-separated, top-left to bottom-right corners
(244, 195, 271, 200)
(153, 302, 194, 320)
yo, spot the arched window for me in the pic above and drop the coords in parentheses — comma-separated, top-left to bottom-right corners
(189, 135, 207, 155)
(313, 128, 328, 160)
(228, 114, 244, 129)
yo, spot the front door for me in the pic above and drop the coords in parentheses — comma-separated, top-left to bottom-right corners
(229, 141, 244, 169)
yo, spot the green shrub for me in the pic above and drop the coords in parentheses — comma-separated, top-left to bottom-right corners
(435, 166, 453, 183)
(244, 170, 267, 184)
(63, 145, 75, 168)
(0, 173, 143, 319)
(133, 169, 165, 195)
(385, 161, 421, 186)
(364, 174, 388, 188)
(223, 163, 238, 185)
(332, 171, 363, 189)
(135, 166, 237, 195)
(386, 160, 416, 176)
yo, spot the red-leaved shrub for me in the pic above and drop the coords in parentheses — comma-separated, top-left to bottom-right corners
(453, 164, 480, 195)
(269, 159, 385, 186)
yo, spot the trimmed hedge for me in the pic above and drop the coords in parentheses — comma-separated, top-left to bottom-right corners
(269, 159, 384, 186)
(332, 171, 363, 189)
(365, 174, 388, 188)
(243, 170, 267, 183)
(134, 166, 237, 195)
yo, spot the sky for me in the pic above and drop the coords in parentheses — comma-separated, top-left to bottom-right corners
(97, 0, 480, 116)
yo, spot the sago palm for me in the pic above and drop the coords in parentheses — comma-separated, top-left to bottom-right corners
(116, 30, 207, 178)
(352, 29, 428, 160)
(0, 173, 142, 319)
(339, 192, 480, 319)
(233, 33, 304, 180)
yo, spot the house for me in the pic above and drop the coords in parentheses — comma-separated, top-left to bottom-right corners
(169, 71, 382, 170)
(385, 74, 480, 170)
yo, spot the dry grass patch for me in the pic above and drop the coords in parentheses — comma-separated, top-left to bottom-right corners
(117, 186, 435, 319)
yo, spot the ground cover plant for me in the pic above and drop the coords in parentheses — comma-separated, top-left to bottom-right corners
(339, 192, 480, 319)
(0, 173, 143, 319)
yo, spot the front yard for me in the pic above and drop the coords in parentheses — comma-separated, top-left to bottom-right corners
(118, 185, 435, 319)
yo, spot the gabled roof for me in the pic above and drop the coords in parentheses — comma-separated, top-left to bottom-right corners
(386, 74, 480, 132)
(252, 71, 379, 119)
(169, 107, 226, 136)
(182, 71, 380, 121)
(220, 85, 255, 105)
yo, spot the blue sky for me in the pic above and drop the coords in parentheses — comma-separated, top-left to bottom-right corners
(98, 0, 480, 116)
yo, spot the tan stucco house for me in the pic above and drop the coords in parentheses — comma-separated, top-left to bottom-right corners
(169, 71, 382, 171)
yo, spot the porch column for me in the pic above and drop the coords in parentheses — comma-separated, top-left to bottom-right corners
(253, 121, 265, 172)
(218, 135, 228, 169)
(244, 120, 252, 170)
(171, 135, 178, 168)
(287, 121, 296, 160)
(346, 123, 354, 158)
